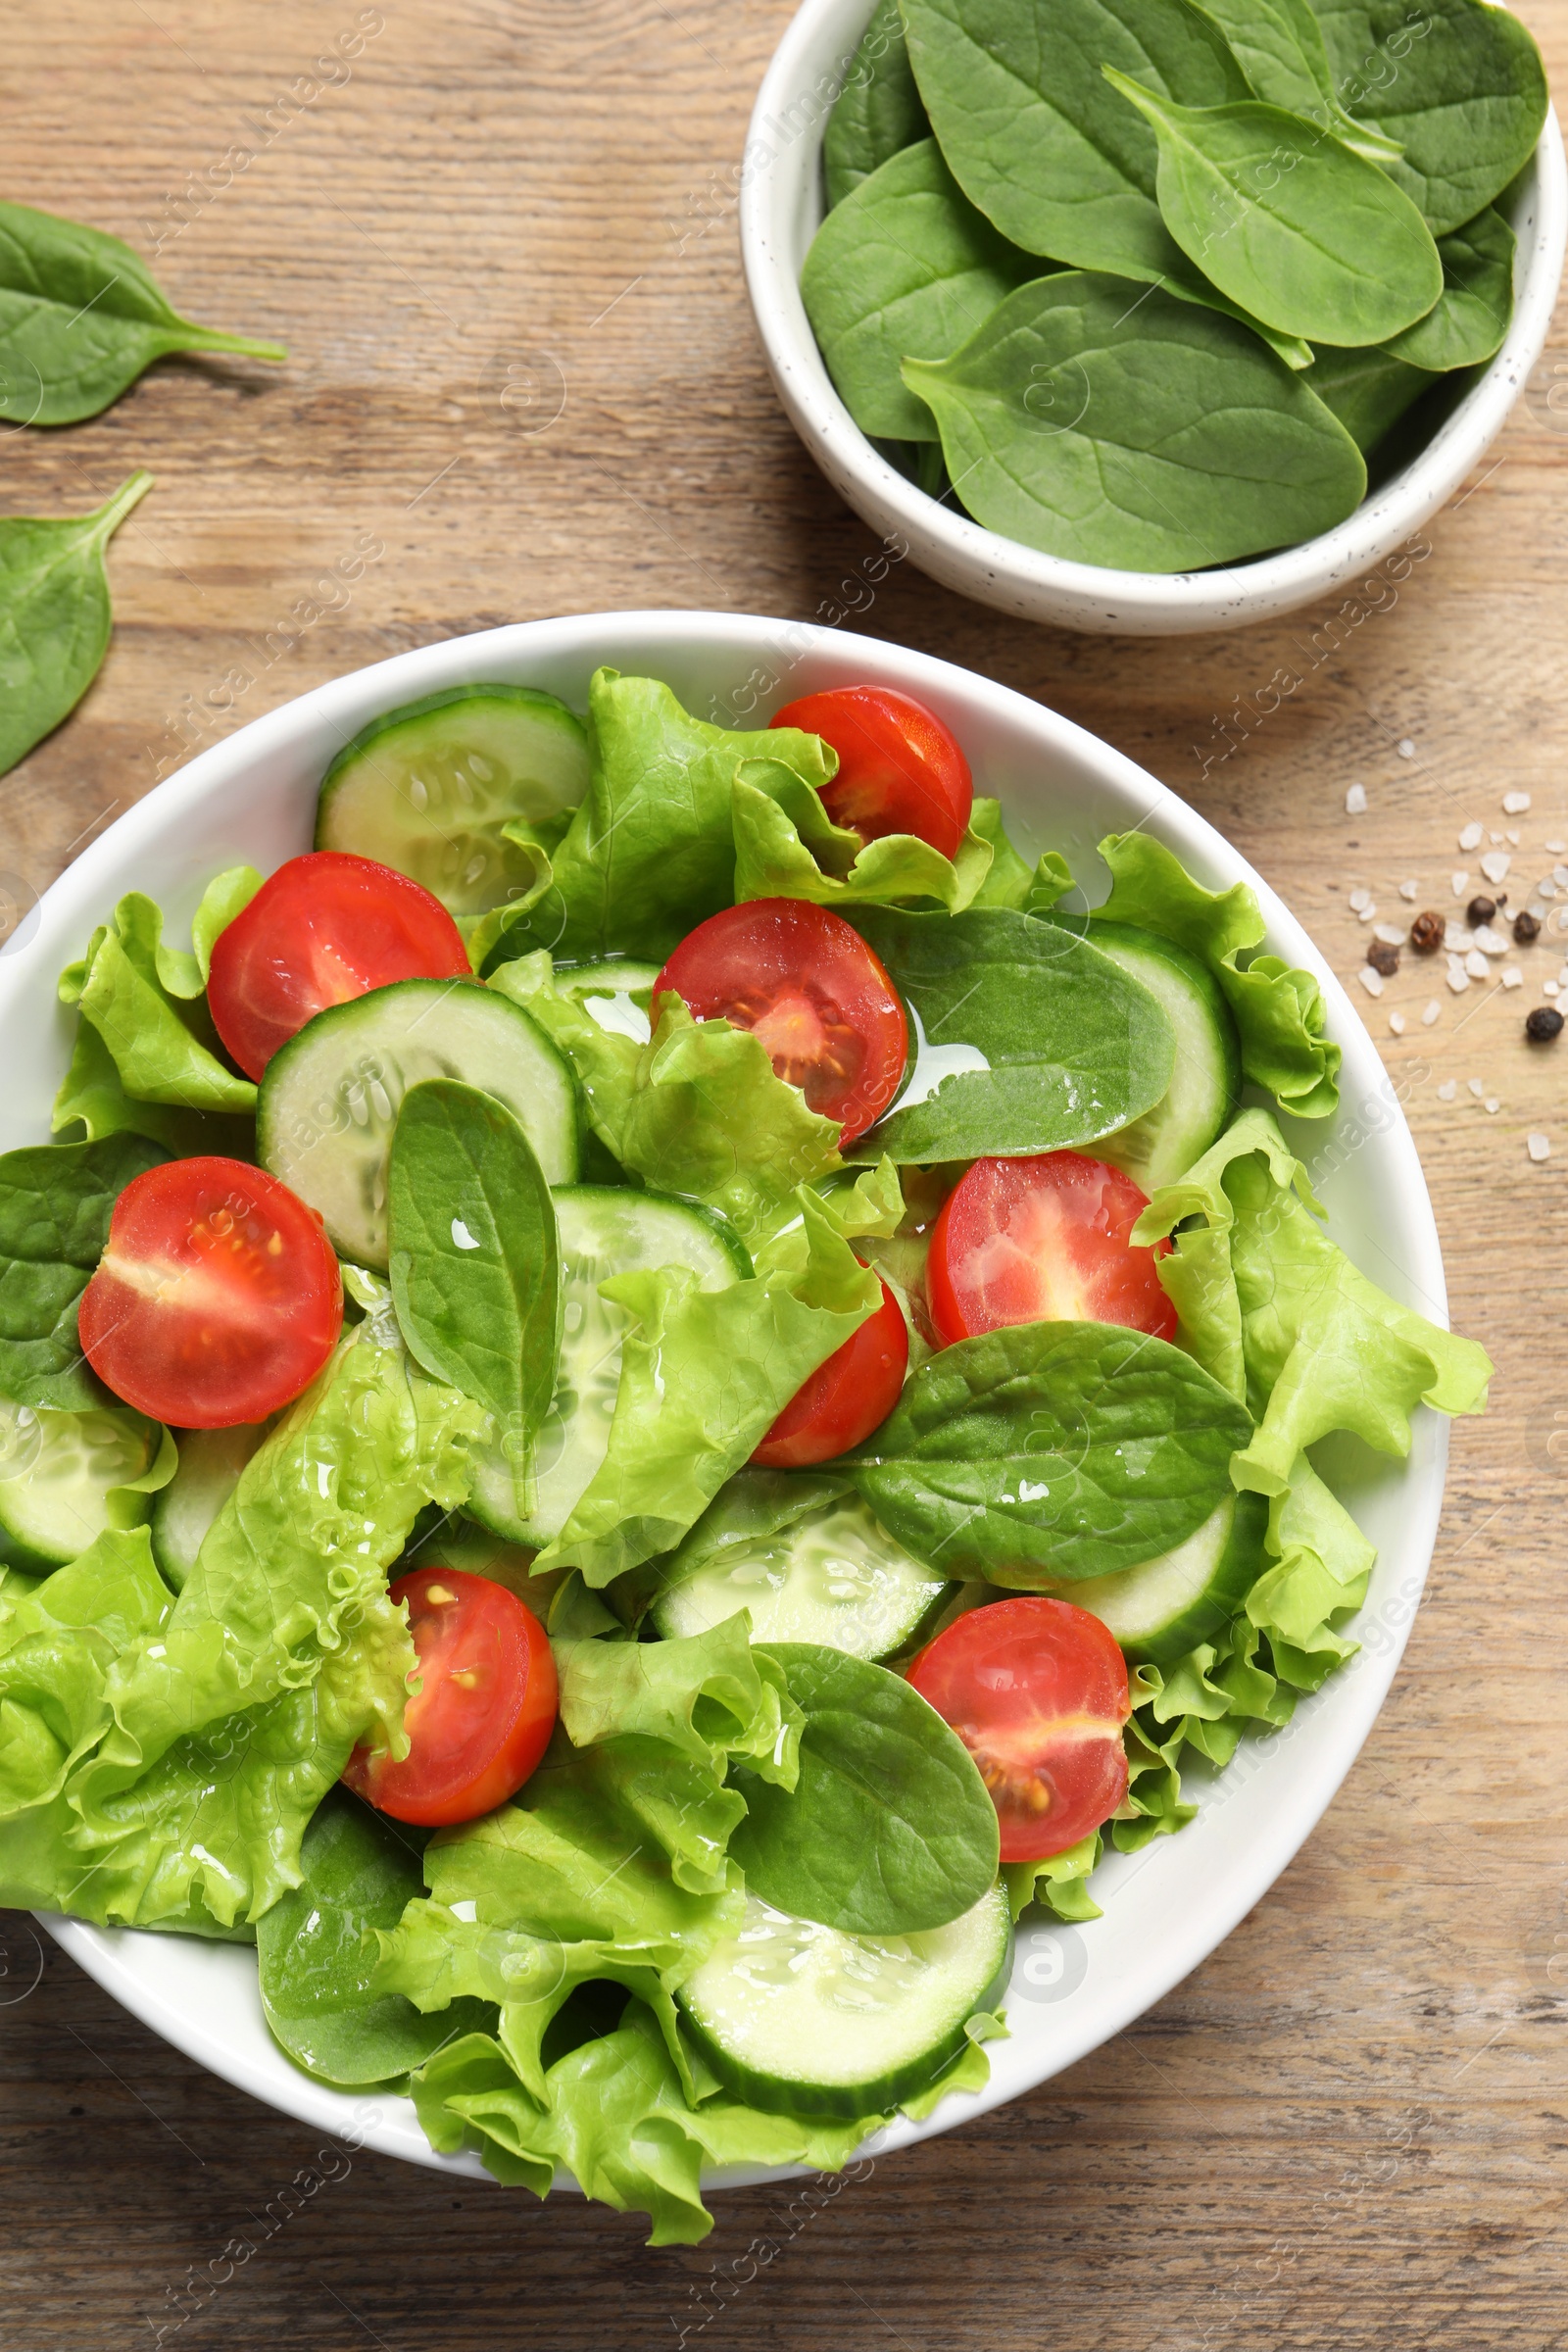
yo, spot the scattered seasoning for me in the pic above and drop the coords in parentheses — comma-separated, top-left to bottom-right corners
(1506, 829, 1522, 846)
(1357, 964, 1385, 997)
(1409, 909, 1445, 954)
(1452, 870, 1469, 896)
(1545, 979, 1560, 997)
(1367, 937, 1399, 976)
(1467, 1077, 1485, 1096)
(1398, 738, 1415, 757)
(1438, 1079, 1457, 1100)
(1422, 1001, 1442, 1025)
(1398, 879, 1419, 902)
(1388, 1010, 1406, 1035)
(1480, 850, 1512, 885)
(1446, 962, 1470, 993)
(1372, 922, 1404, 945)
(1502, 966, 1524, 990)
(1503, 791, 1532, 813)
(1345, 782, 1367, 814)
(1528, 1132, 1552, 1162)
(1348, 886, 1372, 912)
(1459, 821, 1483, 850)
(1549, 840, 1567, 854)
(1464, 948, 1490, 978)
(1555, 865, 1568, 887)
(1485, 1098, 1500, 1113)
(1471, 925, 1507, 956)
(1514, 908, 1541, 944)
(1466, 894, 1496, 926)
(1525, 1005, 1564, 1042)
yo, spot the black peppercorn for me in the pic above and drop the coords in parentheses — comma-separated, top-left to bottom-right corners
(1514, 909, 1542, 944)
(1409, 910, 1444, 955)
(1466, 894, 1497, 927)
(1525, 1005, 1563, 1042)
(1367, 938, 1400, 976)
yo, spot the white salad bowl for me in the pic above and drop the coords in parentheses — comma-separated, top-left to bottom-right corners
(11, 612, 1450, 2193)
(739, 0, 1568, 637)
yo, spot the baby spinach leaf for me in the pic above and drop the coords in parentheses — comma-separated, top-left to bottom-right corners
(823, 0, 933, 207)
(850, 904, 1174, 1162)
(1308, 0, 1547, 235)
(903, 273, 1365, 572)
(1102, 75, 1443, 345)
(1381, 203, 1514, 369)
(1192, 0, 1404, 160)
(0, 201, 285, 426)
(257, 1787, 494, 2086)
(0, 471, 153, 779)
(388, 1079, 562, 1514)
(802, 139, 1042, 442)
(1306, 340, 1432, 449)
(0, 1135, 167, 1410)
(846, 1320, 1253, 1581)
(897, 0, 1310, 363)
(730, 1642, 1000, 1933)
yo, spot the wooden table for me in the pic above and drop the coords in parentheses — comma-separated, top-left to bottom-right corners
(3, 4, 1566, 2344)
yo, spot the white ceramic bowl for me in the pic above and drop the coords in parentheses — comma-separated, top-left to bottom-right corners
(740, 0, 1568, 636)
(13, 613, 1450, 2191)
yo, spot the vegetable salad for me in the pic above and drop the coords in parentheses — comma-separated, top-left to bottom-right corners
(0, 665, 1490, 2241)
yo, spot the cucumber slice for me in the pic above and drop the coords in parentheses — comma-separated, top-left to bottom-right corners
(0, 1399, 160, 1570)
(1047, 1490, 1268, 1664)
(553, 958, 659, 1045)
(1089, 919, 1241, 1192)
(256, 978, 579, 1270)
(651, 1495, 952, 1661)
(677, 1884, 1011, 2118)
(466, 1187, 750, 1546)
(151, 1422, 270, 1591)
(315, 685, 589, 916)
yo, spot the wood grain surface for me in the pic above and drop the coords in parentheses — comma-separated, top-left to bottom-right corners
(3, 4, 1567, 2346)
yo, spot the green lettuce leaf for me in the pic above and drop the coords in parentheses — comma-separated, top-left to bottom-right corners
(0, 1527, 170, 1818)
(494, 960, 843, 1246)
(190, 864, 264, 981)
(536, 1191, 881, 1582)
(731, 757, 996, 912)
(1097, 832, 1341, 1119)
(558, 1613, 801, 1786)
(56, 891, 256, 1120)
(541, 669, 838, 963)
(1135, 1108, 1493, 1494)
(1002, 1831, 1103, 1922)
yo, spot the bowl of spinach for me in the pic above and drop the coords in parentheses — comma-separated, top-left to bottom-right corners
(739, 0, 1565, 633)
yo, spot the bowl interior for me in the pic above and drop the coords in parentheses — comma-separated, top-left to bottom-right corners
(17, 613, 1449, 2185)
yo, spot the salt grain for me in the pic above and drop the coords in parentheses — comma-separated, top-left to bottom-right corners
(1357, 965, 1385, 997)
(1388, 1011, 1406, 1035)
(1481, 850, 1511, 884)
(1423, 1001, 1442, 1025)
(1502, 966, 1524, 990)
(1358, 903, 1378, 923)
(1345, 782, 1367, 814)
(1399, 880, 1419, 902)
(1452, 871, 1470, 896)
(1537, 882, 1557, 902)
(1459, 822, 1483, 850)
(1398, 739, 1416, 759)
(1348, 887, 1372, 912)
(1544, 979, 1559, 997)
(1438, 1080, 1457, 1100)
(1446, 923, 1474, 951)
(1446, 964, 1470, 993)
(1486, 1099, 1500, 1114)
(1554, 865, 1568, 887)
(1528, 1132, 1552, 1163)
(1467, 1077, 1485, 1097)
(1471, 924, 1508, 956)
(1465, 949, 1491, 978)
(1507, 829, 1522, 846)
(1490, 830, 1505, 845)
(1503, 791, 1532, 813)
(1372, 923, 1405, 946)
(1549, 841, 1566, 855)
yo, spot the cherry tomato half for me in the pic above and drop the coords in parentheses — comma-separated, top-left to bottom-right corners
(653, 899, 907, 1145)
(78, 1156, 343, 1428)
(343, 1567, 558, 1827)
(926, 1152, 1175, 1346)
(752, 1272, 908, 1468)
(907, 1596, 1130, 1862)
(770, 685, 973, 861)
(208, 851, 470, 1080)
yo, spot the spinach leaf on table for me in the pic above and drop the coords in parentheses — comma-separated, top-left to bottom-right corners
(850, 904, 1174, 1162)
(846, 1320, 1253, 1582)
(803, 139, 1042, 443)
(388, 1079, 562, 1517)
(898, 0, 1311, 367)
(729, 1642, 1000, 1934)
(0, 201, 285, 426)
(0, 470, 153, 779)
(1381, 204, 1514, 369)
(1102, 75, 1444, 346)
(823, 0, 933, 208)
(257, 1787, 494, 2086)
(903, 273, 1365, 573)
(1191, 0, 1404, 161)
(1308, 0, 1547, 236)
(0, 1135, 167, 1410)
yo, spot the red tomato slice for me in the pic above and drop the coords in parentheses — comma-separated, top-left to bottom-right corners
(770, 685, 974, 861)
(208, 851, 470, 1080)
(78, 1156, 342, 1428)
(926, 1152, 1175, 1345)
(752, 1272, 908, 1468)
(343, 1567, 558, 1827)
(907, 1596, 1130, 1862)
(653, 899, 907, 1145)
